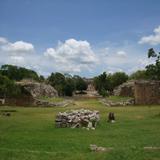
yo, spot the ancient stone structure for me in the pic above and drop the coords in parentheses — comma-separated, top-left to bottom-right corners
(74, 78, 100, 98)
(113, 80, 135, 97)
(16, 80, 58, 98)
(55, 109, 100, 129)
(134, 80, 160, 104)
(100, 98, 135, 107)
(4, 96, 34, 106)
(34, 99, 72, 107)
(1, 80, 58, 106)
(85, 83, 100, 98)
(90, 144, 113, 152)
(113, 80, 160, 105)
(0, 98, 5, 105)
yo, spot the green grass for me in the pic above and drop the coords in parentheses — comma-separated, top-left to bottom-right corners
(107, 96, 133, 102)
(0, 99, 160, 160)
(39, 96, 64, 103)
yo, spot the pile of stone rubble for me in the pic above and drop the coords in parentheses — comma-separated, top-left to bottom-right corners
(34, 99, 72, 107)
(55, 109, 100, 130)
(100, 98, 135, 107)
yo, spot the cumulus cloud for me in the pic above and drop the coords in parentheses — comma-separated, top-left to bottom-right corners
(0, 37, 36, 71)
(0, 37, 8, 44)
(116, 51, 127, 57)
(44, 39, 98, 73)
(0, 36, 151, 77)
(2, 41, 34, 54)
(8, 56, 25, 65)
(139, 25, 160, 45)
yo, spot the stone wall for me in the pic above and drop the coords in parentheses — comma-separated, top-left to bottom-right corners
(4, 96, 34, 106)
(113, 81, 135, 97)
(134, 80, 160, 105)
(0, 80, 59, 106)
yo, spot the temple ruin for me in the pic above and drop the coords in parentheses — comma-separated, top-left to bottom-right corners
(134, 80, 160, 105)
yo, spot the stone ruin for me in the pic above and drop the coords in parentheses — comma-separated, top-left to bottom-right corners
(2, 80, 59, 106)
(113, 80, 160, 105)
(134, 80, 160, 104)
(113, 80, 135, 97)
(90, 144, 113, 152)
(16, 80, 58, 98)
(100, 98, 135, 107)
(55, 109, 100, 130)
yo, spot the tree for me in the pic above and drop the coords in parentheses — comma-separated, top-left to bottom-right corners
(64, 78, 75, 96)
(39, 75, 45, 82)
(146, 48, 160, 80)
(47, 72, 66, 96)
(73, 75, 87, 92)
(93, 72, 110, 96)
(110, 72, 128, 89)
(130, 70, 148, 80)
(0, 74, 21, 98)
(94, 72, 128, 96)
(0, 64, 39, 81)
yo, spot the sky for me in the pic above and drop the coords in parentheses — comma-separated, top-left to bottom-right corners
(0, 0, 160, 77)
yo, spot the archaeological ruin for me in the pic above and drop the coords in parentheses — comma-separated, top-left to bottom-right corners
(134, 80, 160, 105)
(55, 109, 100, 129)
(114, 80, 160, 105)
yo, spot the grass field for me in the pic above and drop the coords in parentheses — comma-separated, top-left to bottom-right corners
(39, 97, 64, 103)
(0, 99, 160, 160)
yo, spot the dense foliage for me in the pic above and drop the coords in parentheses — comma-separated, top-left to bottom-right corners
(94, 72, 128, 96)
(0, 74, 21, 98)
(129, 70, 148, 80)
(73, 75, 87, 92)
(47, 73, 87, 96)
(47, 72, 66, 96)
(145, 48, 160, 80)
(0, 64, 40, 81)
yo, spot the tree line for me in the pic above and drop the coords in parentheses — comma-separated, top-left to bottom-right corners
(0, 48, 159, 98)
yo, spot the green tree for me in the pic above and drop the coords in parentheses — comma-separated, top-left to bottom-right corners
(73, 75, 87, 92)
(146, 48, 160, 80)
(0, 64, 39, 81)
(111, 72, 128, 89)
(47, 72, 66, 96)
(39, 75, 45, 82)
(0, 74, 21, 98)
(93, 72, 110, 96)
(130, 70, 148, 80)
(64, 78, 75, 96)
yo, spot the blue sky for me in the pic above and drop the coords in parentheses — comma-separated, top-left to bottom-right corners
(0, 0, 160, 77)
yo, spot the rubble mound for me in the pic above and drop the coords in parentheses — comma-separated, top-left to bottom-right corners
(90, 144, 113, 152)
(100, 98, 135, 107)
(16, 80, 58, 98)
(55, 109, 100, 129)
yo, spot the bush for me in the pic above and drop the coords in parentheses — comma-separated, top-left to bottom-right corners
(99, 88, 109, 97)
(0, 74, 21, 98)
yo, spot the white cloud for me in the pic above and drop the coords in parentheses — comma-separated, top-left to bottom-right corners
(44, 38, 98, 73)
(139, 25, 160, 45)
(0, 36, 152, 77)
(0, 37, 8, 44)
(116, 51, 127, 57)
(2, 41, 34, 53)
(9, 56, 25, 63)
(105, 66, 123, 74)
(0, 37, 37, 73)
